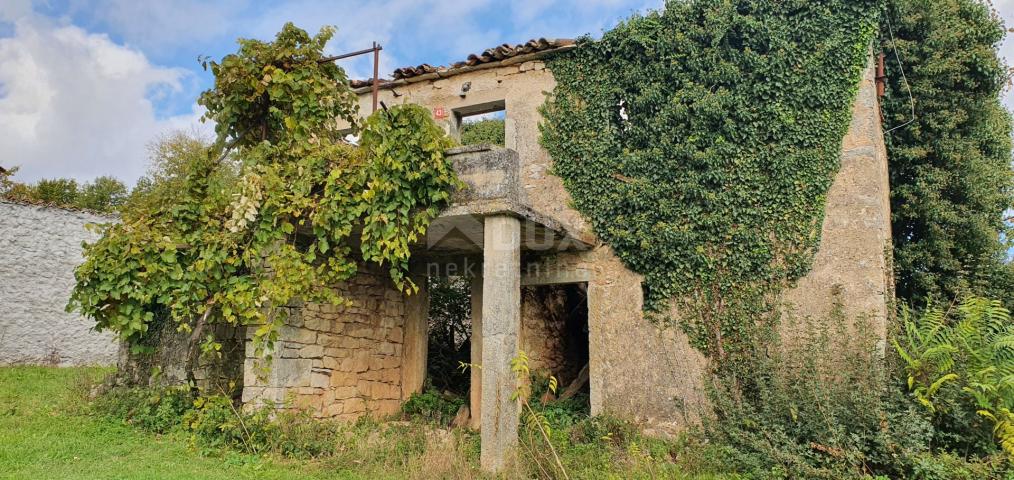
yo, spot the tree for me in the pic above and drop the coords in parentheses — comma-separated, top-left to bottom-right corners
(77, 176, 129, 213)
(32, 178, 79, 205)
(68, 24, 459, 373)
(460, 119, 505, 147)
(0, 166, 33, 201)
(881, 0, 1014, 306)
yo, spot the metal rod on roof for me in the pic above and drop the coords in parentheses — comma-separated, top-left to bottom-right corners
(372, 42, 380, 113)
(319, 44, 383, 62)
(321, 43, 384, 113)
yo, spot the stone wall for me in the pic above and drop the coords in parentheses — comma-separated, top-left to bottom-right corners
(115, 321, 246, 395)
(782, 53, 894, 340)
(0, 200, 118, 366)
(242, 267, 412, 420)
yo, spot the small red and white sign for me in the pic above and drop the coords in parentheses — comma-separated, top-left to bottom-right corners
(433, 106, 448, 119)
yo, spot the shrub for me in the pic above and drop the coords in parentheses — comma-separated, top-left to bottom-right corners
(702, 298, 1014, 479)
(401, 388, 465, 426)
(894, 297, 1014, 456)
(91, 385, 193, 433)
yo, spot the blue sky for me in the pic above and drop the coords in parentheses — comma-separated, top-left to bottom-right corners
(1, 0, 1013, 186)
(0, 0, 659, 184)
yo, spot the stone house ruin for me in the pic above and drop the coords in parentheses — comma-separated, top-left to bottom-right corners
(145, 39, 893, 470)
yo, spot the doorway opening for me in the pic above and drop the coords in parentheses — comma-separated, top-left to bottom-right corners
(425, 276, 472, 395)
(520, 282, 590, 414)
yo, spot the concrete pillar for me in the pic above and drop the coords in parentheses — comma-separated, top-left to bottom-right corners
(480, 215, 521, 472)
(401, 275, 428, 400)
(469, 274, 483, 429)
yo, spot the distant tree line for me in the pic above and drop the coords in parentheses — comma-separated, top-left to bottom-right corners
(0, 167, 129, 214)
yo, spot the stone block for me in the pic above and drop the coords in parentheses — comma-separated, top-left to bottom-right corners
(343, 397, 366, 414)
(269, 358, 312, 387)
(303, 317, 331, 332)
(278, 326, 317, 345)
(299, 344, 324, 359)
(322, 402, 343, 417)
(310, 369, 331, 388)
(378, 343, 397, 356)
(324, 347, 350, 358)
(332, 386, 358, 400)
(369, 399, 402, 417)
(388, 327, 403, 343)
(375, 355, 401, 370)
(294, 394, 322, 411)
(330, 372, 356, 387)
(359, 380, 400, 400)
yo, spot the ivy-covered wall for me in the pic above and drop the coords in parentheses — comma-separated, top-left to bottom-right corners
(356, 52, 891, 431)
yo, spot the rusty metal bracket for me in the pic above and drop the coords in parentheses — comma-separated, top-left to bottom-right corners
(323, 42, 383, 112)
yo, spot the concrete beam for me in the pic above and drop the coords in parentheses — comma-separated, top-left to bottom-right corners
(479, 215, 521, 472)
(520, 267, 591, 286)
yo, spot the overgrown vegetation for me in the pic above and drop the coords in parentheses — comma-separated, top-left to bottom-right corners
(66, 24, 460, 370)
(895, 297, 1014, 457)
(52, 367, 727, 479)
(881, 0, 1014, 308)
(540, 0, 1014, 478)
(25, 0, 1014, 478)
(541, 0, 879, 367)
(459, 118, 505, 147)
(702, 296, 1013, 479)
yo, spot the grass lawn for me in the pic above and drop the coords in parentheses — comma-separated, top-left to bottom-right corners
(0, 366, 327, 480)
(1, 366, 734, 479)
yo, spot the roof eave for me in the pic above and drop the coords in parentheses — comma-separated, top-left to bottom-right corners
(351, 44, 575, 95)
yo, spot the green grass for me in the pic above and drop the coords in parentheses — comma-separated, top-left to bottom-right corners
(0, 366, 735, 479)
(0, 367, 316, 480)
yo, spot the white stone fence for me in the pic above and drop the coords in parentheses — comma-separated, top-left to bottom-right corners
(0, 200, 118, 366)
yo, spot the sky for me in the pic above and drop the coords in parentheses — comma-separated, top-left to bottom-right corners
(0, 0, 1012, 186)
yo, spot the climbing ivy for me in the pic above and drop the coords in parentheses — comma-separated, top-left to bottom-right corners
(540, 0, 880, 363)
(68, 24, 458, 364)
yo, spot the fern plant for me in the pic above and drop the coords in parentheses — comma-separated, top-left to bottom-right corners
(895, 296, 1014, 455)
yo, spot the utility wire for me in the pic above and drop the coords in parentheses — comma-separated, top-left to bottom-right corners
(884, 11, 917, 135)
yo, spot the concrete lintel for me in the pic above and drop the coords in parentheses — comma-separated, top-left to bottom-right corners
(520, 267, 592, 286)
(479, 215, 521, 472)
(426, 202, 593, 254)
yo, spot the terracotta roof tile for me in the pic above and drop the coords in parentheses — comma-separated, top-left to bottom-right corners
(348, 37, 575, 89)
(392, 38, 574, 80)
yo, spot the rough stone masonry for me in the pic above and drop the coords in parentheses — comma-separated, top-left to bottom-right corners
(0, 200, 118, 366)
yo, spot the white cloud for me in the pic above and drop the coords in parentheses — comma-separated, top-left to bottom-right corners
(0, 0, 31, 22)
(0, 16, 204, 185)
